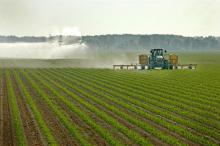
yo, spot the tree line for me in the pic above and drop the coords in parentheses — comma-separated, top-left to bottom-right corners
(0, 34, 219, 50)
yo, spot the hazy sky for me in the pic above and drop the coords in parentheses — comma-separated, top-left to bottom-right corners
(0, 0, 219, 36)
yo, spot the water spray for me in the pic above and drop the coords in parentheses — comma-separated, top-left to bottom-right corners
(0, 27, 88, 59)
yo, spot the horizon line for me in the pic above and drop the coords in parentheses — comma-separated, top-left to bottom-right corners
(0, 33, 219, 38)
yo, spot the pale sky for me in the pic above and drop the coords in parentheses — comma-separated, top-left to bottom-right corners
(0, 0, 219, 36)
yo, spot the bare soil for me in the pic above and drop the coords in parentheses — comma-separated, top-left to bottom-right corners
(1, 71, 14, 146)
(11, 73, 45, 146)
(19, 72, 78, 146)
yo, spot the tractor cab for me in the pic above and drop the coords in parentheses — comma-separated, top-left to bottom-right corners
(149, 49, 169, 69)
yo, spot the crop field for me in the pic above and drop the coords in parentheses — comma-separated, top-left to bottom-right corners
(0, 53, 220, 146)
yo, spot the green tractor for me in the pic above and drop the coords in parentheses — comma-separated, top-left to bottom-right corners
(113, 48, 197, 70)
(149, 49, 169, 69)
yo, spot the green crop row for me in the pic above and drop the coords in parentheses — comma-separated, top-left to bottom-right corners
(26, 69, 126, 146)
(13, 70, 58, 146)
(107, 70, 220, 108)
(81, 68, 220, 105)
(156, 70, 220, 94)
(78, 68, 220, 98)
(67, 68, 220, 131)
(58, 68, 220, 141)
(73, 69, 219, 122)
(5, 70, 27, 146)
(5, 67, 219, 146)
(18, 69, 92, 146)
(118, 68, 220, 95)
(42, 68, 218, 146)
(29, 69, 153, 146)
(39, 69, 187, 146)
(80, 69, 220, 114)
(130, 70, 220, 99)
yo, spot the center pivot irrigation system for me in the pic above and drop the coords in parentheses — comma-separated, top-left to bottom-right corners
(113, 49, 197, 70)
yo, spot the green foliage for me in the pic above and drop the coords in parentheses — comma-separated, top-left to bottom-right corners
(13, 70, 58, 146)
(42, 68, 218, 146)
(29, 69, 152, 146)
(5, 70, 27, 146)
(19, 69, 92, 146)
(27, 69, 126, 146)
(3, 53, 220, 146)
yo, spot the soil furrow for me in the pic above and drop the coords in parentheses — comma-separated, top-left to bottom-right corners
(38, 81, 107, 146)
(55, 98, 109, 146)
(2, 71, 14, 146)
(47, 82, 137, 146)
(48, 71, 195, 145)
(19, 72, 78, 146)
(67, 88, 170, 146)
(11, 73, 45, 146)
(0, 73, 3, 146)
(65, 70, 218, 144)
(39, 70, 164, 145)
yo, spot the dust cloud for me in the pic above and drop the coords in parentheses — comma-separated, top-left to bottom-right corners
(0, 42, 88, 59)
(0, 26, 138, 68)
(0, 27, 88, 59)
